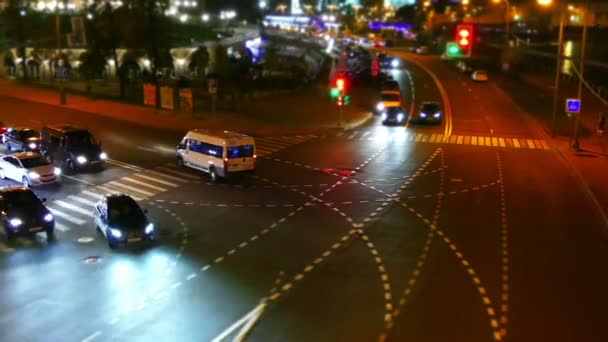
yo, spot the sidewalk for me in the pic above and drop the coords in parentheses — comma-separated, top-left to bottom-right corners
(0, 79, 371, 136)
(506, 72, 608, 234)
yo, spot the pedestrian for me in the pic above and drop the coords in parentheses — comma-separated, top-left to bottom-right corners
(598, 112, 606, 134)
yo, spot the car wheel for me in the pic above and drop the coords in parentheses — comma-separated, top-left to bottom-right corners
(176, 157, 184, 168)
(22, 176, 30, 188)
(209, 167, 218, 183)
(46, 229, 55, 242)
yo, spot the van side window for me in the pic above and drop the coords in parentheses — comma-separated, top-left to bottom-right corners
(189, 139, 223, 158)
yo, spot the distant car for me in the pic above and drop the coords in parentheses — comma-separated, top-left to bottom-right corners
(0, 152, 61, 187)
(472, 70, 489, 82)
(416, 46, 430, 54)
(94, 193, 156, 249)
(40, 124, 107, 173)
(381, 106, 407, 126)
(0, 121, 9, 140)
(412, 101, 443, 124)
(3, 128, 41, 152)
(381, 80, 400, 92)
(375, 92, 403, 114)
(408, 45, 418, 52)
(0, 186, 55, 242)
(457, 61, 472, 73)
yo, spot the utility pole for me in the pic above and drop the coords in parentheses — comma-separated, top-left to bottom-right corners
(550, 6, 565, 137)
(572, 0, 589, 150)
(56, 1, 66, 105)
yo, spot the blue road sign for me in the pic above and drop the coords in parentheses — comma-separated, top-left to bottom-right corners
(566, 98, 581, 113)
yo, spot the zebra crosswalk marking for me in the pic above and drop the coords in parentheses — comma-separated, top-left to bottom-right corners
(67, 195, 97, 207)
(156, 166, 200, 180)
(144, 170, 189, 183)
(121, 177, 168, 192)
(133, 173, 179, 187)
(47, 208, 86, 225)
(108, 181, 156, 197)
(53, 200, 95, 218)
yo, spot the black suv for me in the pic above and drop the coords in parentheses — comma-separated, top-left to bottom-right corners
(3, 127, 41, 152)
(40, 124, 107, 173)
(0, 186, 55, 242)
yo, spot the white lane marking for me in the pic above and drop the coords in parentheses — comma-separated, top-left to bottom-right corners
(108, 181, 156, 196)
(96, 185, 143, 201)
(132, 173, 179, 187)
(137, 146, 158, 153)
(106, 159, 143, 171)
(121, 177, 168, 192)
(60, 174, 96, 186)
(68, 195, 97, 207)
(143, 169, 189, 183)
(54, 222, 70, 232)
(47, 207, 87, 226)
(211, 303, 267, 342)
(47, 208, 87, 225)
(81, 331, 102, 342)
(156, 166, 199, 180)
(53, 200, 95, 217)
(81, 190, 104, 200)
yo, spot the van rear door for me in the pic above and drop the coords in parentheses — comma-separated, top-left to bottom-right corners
(225, 144, 255, 172)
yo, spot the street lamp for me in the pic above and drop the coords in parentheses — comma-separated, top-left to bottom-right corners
(259, 1, 267, 10)
(55, 0, 66, 105)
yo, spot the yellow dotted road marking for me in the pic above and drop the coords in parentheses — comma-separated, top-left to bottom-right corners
(406, 133, 549, 150)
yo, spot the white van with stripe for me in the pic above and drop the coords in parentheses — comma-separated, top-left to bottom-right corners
(176, 129, 256, 182)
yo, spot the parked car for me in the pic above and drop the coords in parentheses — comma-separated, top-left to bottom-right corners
(3, 128, 41, 152)
(0, 186, 55, 242)
(40, 124, 107, 173)
(0, 152, 61, 187)
(94, 193, 155, 249)
(471, 70, 489, 82)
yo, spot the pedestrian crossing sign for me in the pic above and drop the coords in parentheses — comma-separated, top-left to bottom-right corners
(566, 98, 581, 114)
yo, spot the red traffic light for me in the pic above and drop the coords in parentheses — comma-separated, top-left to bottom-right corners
(456, 25, 473, 48)
(336, 78, 345, 91)
(337, 95, 344, 106)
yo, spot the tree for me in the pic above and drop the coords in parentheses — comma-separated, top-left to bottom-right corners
(2, 1, 29, 81)
(78, 49, 107, 93)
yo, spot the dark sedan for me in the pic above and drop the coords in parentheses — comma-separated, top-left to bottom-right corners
(381, 106, 408, 126)
(94, 193, 155, 249)
(0, 186, 55, 242)
(411, 102, 443, 124)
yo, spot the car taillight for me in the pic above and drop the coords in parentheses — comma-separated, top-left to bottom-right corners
(223, 157, 228, 170)
(253, 154, 257, 159)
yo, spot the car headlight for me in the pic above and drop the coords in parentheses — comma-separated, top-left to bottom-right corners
(28, 171, 40, 179)
(76, 156, 87, 164)
(391, 59, 399, 68)
(420, 112, 427, 118)
(376, 103, 385, 111)
(44, 213, 53, 222)
(9, 218, 22, 227)
(145, 223, 154, 234)
(434, 112, 441, 118)
(381, 113, 387, 121)
(99, 152, 107, 160)
(28, 142, 37, 149)
(54, 167, 61, 175)
(110, 228, 122, 239)
(397, 113, 404, 122)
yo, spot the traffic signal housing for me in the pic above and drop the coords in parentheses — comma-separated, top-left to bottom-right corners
(446, 42, 462, 57)
(336, 77, 346, 92)
(456, 24, 473, 56)
(337, 95, 344, 107)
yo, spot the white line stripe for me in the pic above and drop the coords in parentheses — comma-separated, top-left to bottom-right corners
(68, 195, 97, 207)
(53, 200, 94, 217)
(132, 174, 179, 187)
(121, 177, 168, 192)
(55, 222, 70, 232)
(106, 159, 142, 171)
(82, 331, 102, 342)
(96, 185, 143, 201)
(143, 170, 189, 183)
(156, 166, 199, 180)
(108, 181, 156, 196)
(81, 190, 104, 200)
(47, 208, 86, 225)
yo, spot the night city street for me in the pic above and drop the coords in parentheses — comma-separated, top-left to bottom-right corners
(1, 1, 608, 342)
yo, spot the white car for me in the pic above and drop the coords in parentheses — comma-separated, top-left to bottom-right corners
(472, 70, 489, 82)
(0, 152, 61, 187)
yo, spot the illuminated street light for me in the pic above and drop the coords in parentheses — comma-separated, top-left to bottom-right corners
(259, 0, 267, 10)
(537, 0, 552, 7)
(201, 13, 210, 22)
(179, 14, 188, 23)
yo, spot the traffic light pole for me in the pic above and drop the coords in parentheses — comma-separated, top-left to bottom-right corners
(572, 0, 589, 150)
(56, 3, 66, 105)
(550, 7, 565, 138)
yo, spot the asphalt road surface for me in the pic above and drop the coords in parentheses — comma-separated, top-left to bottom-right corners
(0, 54, 607, 342)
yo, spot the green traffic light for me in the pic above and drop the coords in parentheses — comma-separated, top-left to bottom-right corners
(447, 44, 461, 56)
(330, 88, 340, 98)
(344, 95, 351, 106)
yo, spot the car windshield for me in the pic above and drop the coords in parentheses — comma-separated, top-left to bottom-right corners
(67, 131, 95, 146)
(228, 145, 255, 159)
(21, 130, 40, 140)
(108, 197, 145, 228)
(20, 156, 49, 168)
(380, 94, 400, 102)
(422, 103, 441, 112)
(4, 190, 41, 208)
(386, 107, 403, 115)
